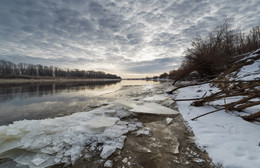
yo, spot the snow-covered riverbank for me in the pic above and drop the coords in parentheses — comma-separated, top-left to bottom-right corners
(174, 83, 260, 168)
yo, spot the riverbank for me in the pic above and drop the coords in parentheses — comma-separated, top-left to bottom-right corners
(174, 82, 260, 168)
(0, 78, 121, 84)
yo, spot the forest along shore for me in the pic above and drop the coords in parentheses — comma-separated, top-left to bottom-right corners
(0, 78, 121, 84)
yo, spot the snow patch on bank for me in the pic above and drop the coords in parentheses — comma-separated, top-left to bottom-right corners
(236, 58, 260, 80)
(228, 50, 260, 81)
(175, 84, 260, 168)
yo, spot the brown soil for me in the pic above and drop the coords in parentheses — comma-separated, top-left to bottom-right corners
(109, 112, 217, 168)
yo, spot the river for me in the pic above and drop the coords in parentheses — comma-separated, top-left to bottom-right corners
(0, 80, 158, 126)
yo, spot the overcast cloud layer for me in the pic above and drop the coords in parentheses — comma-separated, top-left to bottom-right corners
(0, 0, 259, 77)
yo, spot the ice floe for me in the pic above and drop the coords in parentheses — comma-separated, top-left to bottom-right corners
(143, 95, 169, 101)
(116, 99, 178, 115)
(0, 104, 141, 168)
(130, 102, 179, 115)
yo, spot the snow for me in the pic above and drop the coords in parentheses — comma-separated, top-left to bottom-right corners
(0, 103, 141, 168)
(229, 50, 260, 81)
(236, 58, 260, 80)
(175, 84, 260, 168)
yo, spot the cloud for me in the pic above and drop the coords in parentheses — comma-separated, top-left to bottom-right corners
(0, 0, 259, 77)
(123, 57, 182, 74)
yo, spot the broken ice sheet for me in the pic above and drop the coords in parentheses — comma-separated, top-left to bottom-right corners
(0, 104, 140, 168)
(143, 95, 169, 101)
(130, 102, 179, 115)
(116, 99, 178, 115)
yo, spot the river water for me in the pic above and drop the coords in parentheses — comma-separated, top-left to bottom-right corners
(0, 80, 159, 126)
(0, 80, 164, 168)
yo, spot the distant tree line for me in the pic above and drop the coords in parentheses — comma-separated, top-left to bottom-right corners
(0, 60, 121, 79)
(160, 19, 260, 81)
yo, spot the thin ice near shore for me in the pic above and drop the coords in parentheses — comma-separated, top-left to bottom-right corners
(0, 104, 138, 167)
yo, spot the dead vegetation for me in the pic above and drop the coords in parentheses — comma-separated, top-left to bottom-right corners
(171, 50, 260, 122)
(162, 19, 260, 122)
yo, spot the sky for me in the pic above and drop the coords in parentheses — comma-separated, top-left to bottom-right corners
(0, 0, 259, 78)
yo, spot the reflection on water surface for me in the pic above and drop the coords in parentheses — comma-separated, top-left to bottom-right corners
(0, 80, 159, 125)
